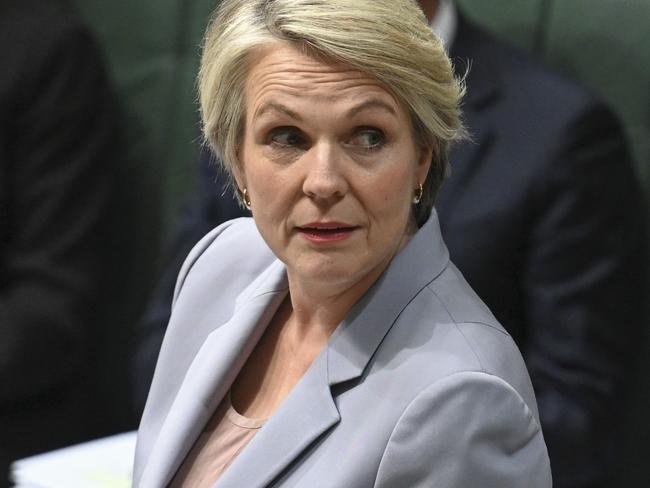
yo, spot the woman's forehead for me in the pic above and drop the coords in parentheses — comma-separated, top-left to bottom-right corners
(245, 43, 402, 117)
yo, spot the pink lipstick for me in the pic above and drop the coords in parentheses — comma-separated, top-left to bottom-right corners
(297, 222, 358, 244)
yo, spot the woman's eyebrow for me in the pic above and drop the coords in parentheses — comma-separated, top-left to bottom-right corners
(253, 102, 303, 122)
(346, 99, 397, 118)
(253, 98, 397, 122)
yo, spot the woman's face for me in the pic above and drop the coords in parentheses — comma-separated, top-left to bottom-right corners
(237, 43, 432, 293)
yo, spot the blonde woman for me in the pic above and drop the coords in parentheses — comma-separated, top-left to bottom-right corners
(134, 1, 551, 486)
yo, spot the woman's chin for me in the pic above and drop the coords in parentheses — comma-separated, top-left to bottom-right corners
(285, 254, 387, 296)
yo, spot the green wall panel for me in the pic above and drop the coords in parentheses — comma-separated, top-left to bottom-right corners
(457, 0, 544, 53)
(543, 0, 650, 183)
(74, 0, 220, 232)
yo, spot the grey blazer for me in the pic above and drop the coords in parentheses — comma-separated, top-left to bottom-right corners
(134, 213, 551, 487)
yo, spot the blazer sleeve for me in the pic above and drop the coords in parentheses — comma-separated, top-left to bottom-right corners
(374, 371, 552, 488)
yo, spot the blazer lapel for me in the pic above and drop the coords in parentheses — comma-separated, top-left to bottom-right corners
(214, 214, 450, 488)
(327, 211, 450, 386)
(139, 260, 289, 488)
(215, 346, 339, 488)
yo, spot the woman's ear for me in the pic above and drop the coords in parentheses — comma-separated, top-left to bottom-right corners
(416, 141, 435, 185)
(232, 162, 246, 193)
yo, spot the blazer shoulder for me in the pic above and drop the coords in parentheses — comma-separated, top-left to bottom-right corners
(173, 217, 274, 303)
(418, 263, 538, 416)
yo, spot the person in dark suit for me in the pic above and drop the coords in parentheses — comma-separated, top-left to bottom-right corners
(433, 5, 645, 488)
(135, 1, 644, 487)
(0, 0, 122, 477)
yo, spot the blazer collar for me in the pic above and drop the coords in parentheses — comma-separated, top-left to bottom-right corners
(327, 210, 449, 385)
(219, 213, 450, 487)
(140, 213, 449, 488)
(138, 261, 289, 488)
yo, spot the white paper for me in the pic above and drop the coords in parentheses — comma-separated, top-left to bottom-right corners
(10, 431, 136, 488)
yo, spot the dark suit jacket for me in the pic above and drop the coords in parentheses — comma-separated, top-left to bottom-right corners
(439, 16, 645, 488)
(0, 0, 122, 476)
(135, 14, 645, 488)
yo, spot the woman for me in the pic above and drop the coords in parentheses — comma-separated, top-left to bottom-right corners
(134, 0, 551, 486)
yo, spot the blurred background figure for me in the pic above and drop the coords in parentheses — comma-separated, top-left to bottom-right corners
(0, 0, 133, 478)
(133, 1, 646, 487)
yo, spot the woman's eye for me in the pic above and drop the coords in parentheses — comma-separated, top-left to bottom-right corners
(350, 129, 385, 150)
(268, 127, 305, 147)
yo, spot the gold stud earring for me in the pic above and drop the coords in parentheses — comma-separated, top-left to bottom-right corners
(412, 183, 424, 204)
(242, 188, 251, 208)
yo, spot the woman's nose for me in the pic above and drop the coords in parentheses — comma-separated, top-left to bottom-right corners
(302, 142, 348, 202)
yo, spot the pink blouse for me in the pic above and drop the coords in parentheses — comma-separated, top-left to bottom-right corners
(170, 393, 266, 487)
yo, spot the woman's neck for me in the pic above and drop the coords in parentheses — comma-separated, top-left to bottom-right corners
(283, 218, 417, 344)
(284, 253, 392, 343)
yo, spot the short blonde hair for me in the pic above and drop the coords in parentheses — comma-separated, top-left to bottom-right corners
(199, 0, 466, 225)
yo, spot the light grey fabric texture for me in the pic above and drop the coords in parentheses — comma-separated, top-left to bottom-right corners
(134, 213, 551, 487)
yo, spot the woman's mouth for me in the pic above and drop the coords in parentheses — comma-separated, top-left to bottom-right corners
(297, 222, 359, 243)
